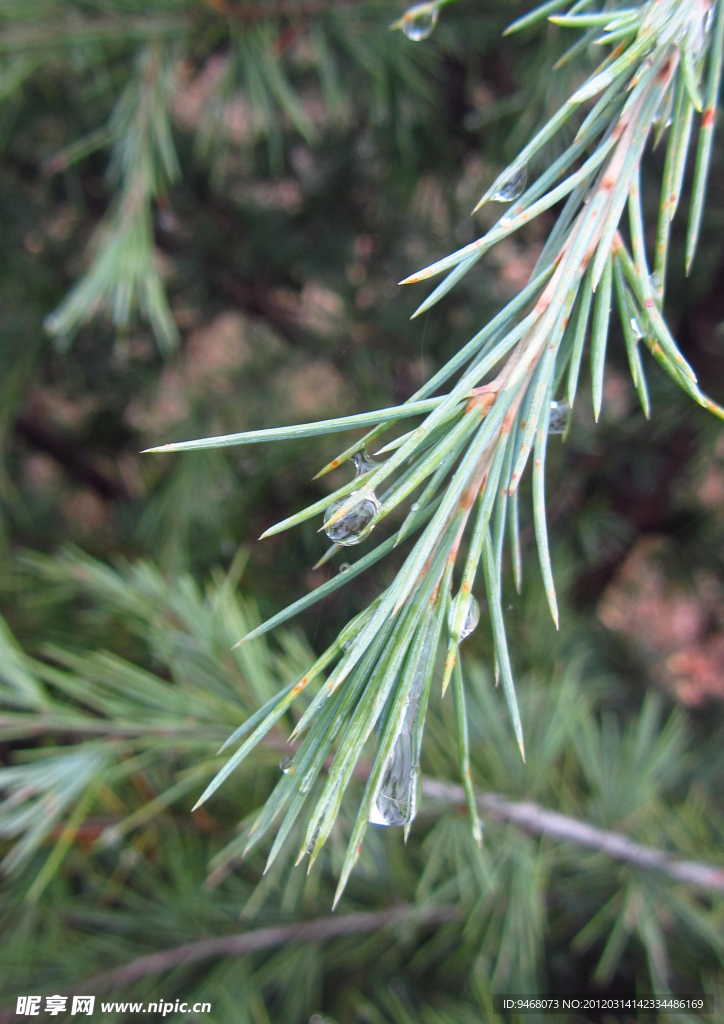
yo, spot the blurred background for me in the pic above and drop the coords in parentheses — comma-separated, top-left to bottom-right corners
(1, 0, 724, 1021)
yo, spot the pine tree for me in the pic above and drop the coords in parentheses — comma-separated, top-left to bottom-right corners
(1, 1, 724, 1020)
(148, 0, 724, 904)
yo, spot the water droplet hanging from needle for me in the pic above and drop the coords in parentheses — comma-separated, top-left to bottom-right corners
(491, 166, 527, 203)
(548, 400, 570, 435)
(324, 492, 380, 546)
(279, 756, 295, 775)
(399, 2, 439, 40)
(448, 594, 480, 640)
(369, 641, 429, 828)
(352, 449, 378, 475)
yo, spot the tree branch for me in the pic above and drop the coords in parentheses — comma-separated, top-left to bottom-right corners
(202, 744, 724, 894)
(420, 778, 724, 893)
(15, 412, 130, 501)
(0, 780, 721, 1017)
(0, 904, 459, 1018)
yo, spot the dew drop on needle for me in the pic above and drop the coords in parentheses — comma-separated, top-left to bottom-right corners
(449, 593, 480, 640)
(369, 656, 427, 827)
(352, 449, 378, 475)
(491, 166, 527, 203)
(323, 492, 380, 546)
(548, 400, 569, 435)
(400, 2, 439, 40)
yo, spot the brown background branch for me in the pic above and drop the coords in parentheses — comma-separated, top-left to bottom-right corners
(421, 778, 724, 893)
(0, 904, 459, 1021)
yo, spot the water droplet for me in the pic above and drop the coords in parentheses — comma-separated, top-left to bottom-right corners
(630, 317, 643, 340)
(548, 400, 569, 435)
(369, 718, 419, 827)
(369, 635, 432, 828)
(448, 593, 480, 640)
(400, 2, 439, 40)
(279, 755, 295, 775)
(500, 216, 513, 229)
(352, 449, 378, 476)
(686, 4, 711, 62)
(339, 562, 351, 573)
(323, 491, 380, 546)
(491, 166, 527, 203)
(462, 596, 480, 639)
(99, 825, 122, 848)
(120, 847, 139, 869)
(705, 5, 715, 35)
(410, 502, 420, 512)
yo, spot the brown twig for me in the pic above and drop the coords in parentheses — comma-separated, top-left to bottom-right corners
(0, 904, 459, 1019)
(420, 778, 724, 893)
(15, 413, 130, 502)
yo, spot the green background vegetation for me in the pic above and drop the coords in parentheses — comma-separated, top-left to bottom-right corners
(0, 1, 724, 1021)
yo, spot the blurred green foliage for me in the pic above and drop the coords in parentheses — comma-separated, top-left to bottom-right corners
(0, 0, 723, 1021)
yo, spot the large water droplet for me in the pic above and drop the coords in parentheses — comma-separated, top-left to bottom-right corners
(369, 636, 431, 828)
(400, 2, 439, 40)
(279, 755, 295, 775)
(448, 593, 480, 640)
(491, 166, 527, 203)
(368, 766, 417, 826)
(705, 5, 715, 36)
(548, 400, 570, 435)
(369, 713, 418, 826)
(462, 597, 480, 638)
(323, 491, 380, 546)
(352, 449, 378, 476)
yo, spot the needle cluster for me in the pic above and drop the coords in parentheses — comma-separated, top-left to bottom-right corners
(147, 0, 724, 904)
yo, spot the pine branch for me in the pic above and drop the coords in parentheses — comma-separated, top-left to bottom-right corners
(19, 0, 438, 345)
(420, 779, 724, 894)
(0, 905, 459, 1007)
(146, 0, 724, 903)
(2, 551, 723, 997)
(1, 781, 721, 1019)
(44, 43, 181, 351)
(43, 44, 181, 352)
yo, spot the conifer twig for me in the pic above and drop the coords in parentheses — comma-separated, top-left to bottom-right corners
(420, 779, 724, 894)
(2, 781, 721, 1018)
(146, 0, 724, 900)
(0, 905, 461, 1015)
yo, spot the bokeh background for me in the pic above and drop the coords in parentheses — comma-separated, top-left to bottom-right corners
(1, 1, 724, 1021)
